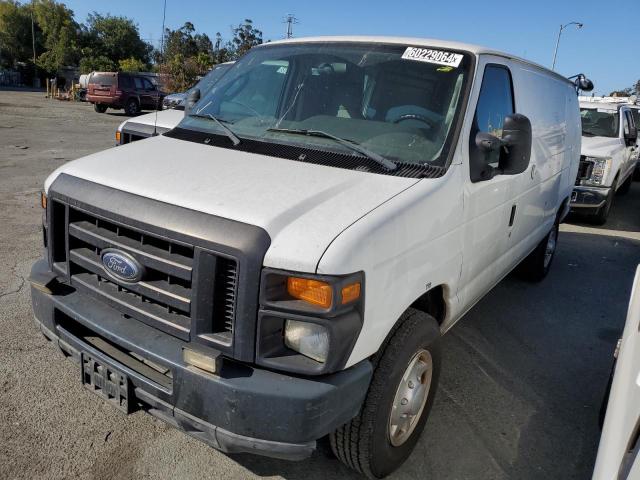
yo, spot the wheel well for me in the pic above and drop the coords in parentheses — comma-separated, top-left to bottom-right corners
(410, 285, 446, 326)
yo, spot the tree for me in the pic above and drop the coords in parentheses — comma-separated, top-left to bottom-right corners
(118, 57, 147, 72)
(229, 19, 262, 59)
(162, 22, 213, 63)
(163, 53, 199, 92)
(609, 88, 634, 97)
(32, 0, 80, 73)
(84, 13, 151, 64)
(79, 55, 115, 74)
(0, 1, 42, 69)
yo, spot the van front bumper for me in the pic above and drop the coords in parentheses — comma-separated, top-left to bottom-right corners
(29, 259, 372, 461)
(570, 185, 611, 210)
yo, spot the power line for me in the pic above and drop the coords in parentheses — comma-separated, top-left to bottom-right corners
(283, 14, 299, 39)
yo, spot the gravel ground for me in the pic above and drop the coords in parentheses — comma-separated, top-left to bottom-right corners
(1, 89, 639, 480)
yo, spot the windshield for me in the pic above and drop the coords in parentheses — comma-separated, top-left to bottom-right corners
(177, 42, 471, 170)
(192, 63, 233, 94)
(580, 108, 619, 138)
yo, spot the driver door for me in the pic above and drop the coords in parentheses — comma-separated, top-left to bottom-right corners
(458, 60, 518, 309)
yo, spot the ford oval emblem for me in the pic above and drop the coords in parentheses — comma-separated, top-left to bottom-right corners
(101, 249, 145, 283)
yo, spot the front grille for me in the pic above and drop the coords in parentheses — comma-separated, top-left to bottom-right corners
(50, 201, 238, 344)
(576, 156, 593, 185)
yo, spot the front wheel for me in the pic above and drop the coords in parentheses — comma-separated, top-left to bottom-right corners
(330, 309, 441, 479)
(616, 174, 632, 196)
(93, 103, 107, 113)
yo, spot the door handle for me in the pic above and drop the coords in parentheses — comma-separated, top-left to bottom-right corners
(509, 205, 517, 227)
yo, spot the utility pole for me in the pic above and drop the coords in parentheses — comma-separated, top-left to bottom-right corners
(284, 14, 299, 39)
(551, 21, 583, 71)
(31, 0, 37, 87)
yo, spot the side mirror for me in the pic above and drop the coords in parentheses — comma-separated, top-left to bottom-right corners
(574, 75, 594, 92)
(500, 113, 532, 175)
(184, 88, 201, 117)
(471, 113, 532, 182)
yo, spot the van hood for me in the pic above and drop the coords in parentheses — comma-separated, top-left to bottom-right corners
(45, 135, 418, 272)
(581, 135, 622, 158)
(117, 109, 184, 132)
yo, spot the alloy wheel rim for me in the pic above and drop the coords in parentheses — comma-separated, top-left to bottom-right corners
(388, 349, 432, 447)
(544, 228, 557, 269)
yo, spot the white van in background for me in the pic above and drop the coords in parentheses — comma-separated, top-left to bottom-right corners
(115, 62, 234, 145)
(572, 99, 638, 223)
(30, 37, 586, 478)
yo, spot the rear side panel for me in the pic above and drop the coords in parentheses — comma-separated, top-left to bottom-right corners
(501, 60, 579, 264)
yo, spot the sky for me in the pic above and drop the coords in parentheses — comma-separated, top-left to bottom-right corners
(62, 0, 636, 96)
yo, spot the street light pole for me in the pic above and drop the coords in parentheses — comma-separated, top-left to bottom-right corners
(552, 21, 583, 71)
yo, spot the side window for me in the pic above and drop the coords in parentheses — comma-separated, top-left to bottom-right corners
(119, 76, 132, 89)
(474, 65, 514, 138)
(143, 78, 154, 90)
(622, 110, 631, 137)
(469, 64, 515, 181)
(134, 77, 145, 90)
(631, 109, 640, 132)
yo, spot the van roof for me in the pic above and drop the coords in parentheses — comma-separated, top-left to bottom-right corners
(263, 36, 574, 85)
(579, 101, 624, 112)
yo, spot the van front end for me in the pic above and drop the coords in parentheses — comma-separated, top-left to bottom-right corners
(30, 174, 372, 460)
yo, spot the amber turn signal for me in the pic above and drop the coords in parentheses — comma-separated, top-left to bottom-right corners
(287, 277, 333, 308)
(341, 282, 361, 304)
(115, 130, 121, 144)
(40, 191, 47, 209)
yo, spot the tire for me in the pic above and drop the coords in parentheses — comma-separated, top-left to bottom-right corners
(125, 98, 139, 116)
(616, 174, 632, 196)
(517, 222, 559, 282)
(330, 308, 441, 479)
(592, 178, 617, 226)
(93, 103, 107, 113)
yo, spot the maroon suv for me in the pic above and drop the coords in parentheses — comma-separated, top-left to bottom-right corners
(87, 72, 165, 115)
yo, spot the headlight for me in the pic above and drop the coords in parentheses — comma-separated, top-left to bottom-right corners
(583, 157, 611, 186)
(284, 320, 330, 363)
(257, 269, 364, 375)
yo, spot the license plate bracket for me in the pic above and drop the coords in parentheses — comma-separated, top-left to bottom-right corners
(80, 352, 133, 414)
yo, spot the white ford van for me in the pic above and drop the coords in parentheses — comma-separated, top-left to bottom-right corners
(572, 100, 638, 223)
(29, 37, 582, 478)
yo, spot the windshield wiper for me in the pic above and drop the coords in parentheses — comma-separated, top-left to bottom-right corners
(265, 127, 397, 171)
(189, 113, 241, 146)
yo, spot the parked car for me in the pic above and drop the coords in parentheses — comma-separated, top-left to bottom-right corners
(162, 61, 234, 110)
(86, 72, 165, 115)
(593, 265, 640, 480)
(571, 100, 638, 223)
(30, 37, 584, 478)
(115, 109, 185, 145)
(115, 62, 235, 146)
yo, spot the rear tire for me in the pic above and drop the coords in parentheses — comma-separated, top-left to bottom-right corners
(125, 98, 139, 116)
(330, 308, 441, 479)
(517, 222, 559, 282)
(93, 103, 107, 113)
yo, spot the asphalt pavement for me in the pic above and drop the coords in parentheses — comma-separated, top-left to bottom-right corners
(1, 90, 639, 480)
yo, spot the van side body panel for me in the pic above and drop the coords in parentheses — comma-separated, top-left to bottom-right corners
(317, 164, 465, 367)
(322, 54, 580, 367)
